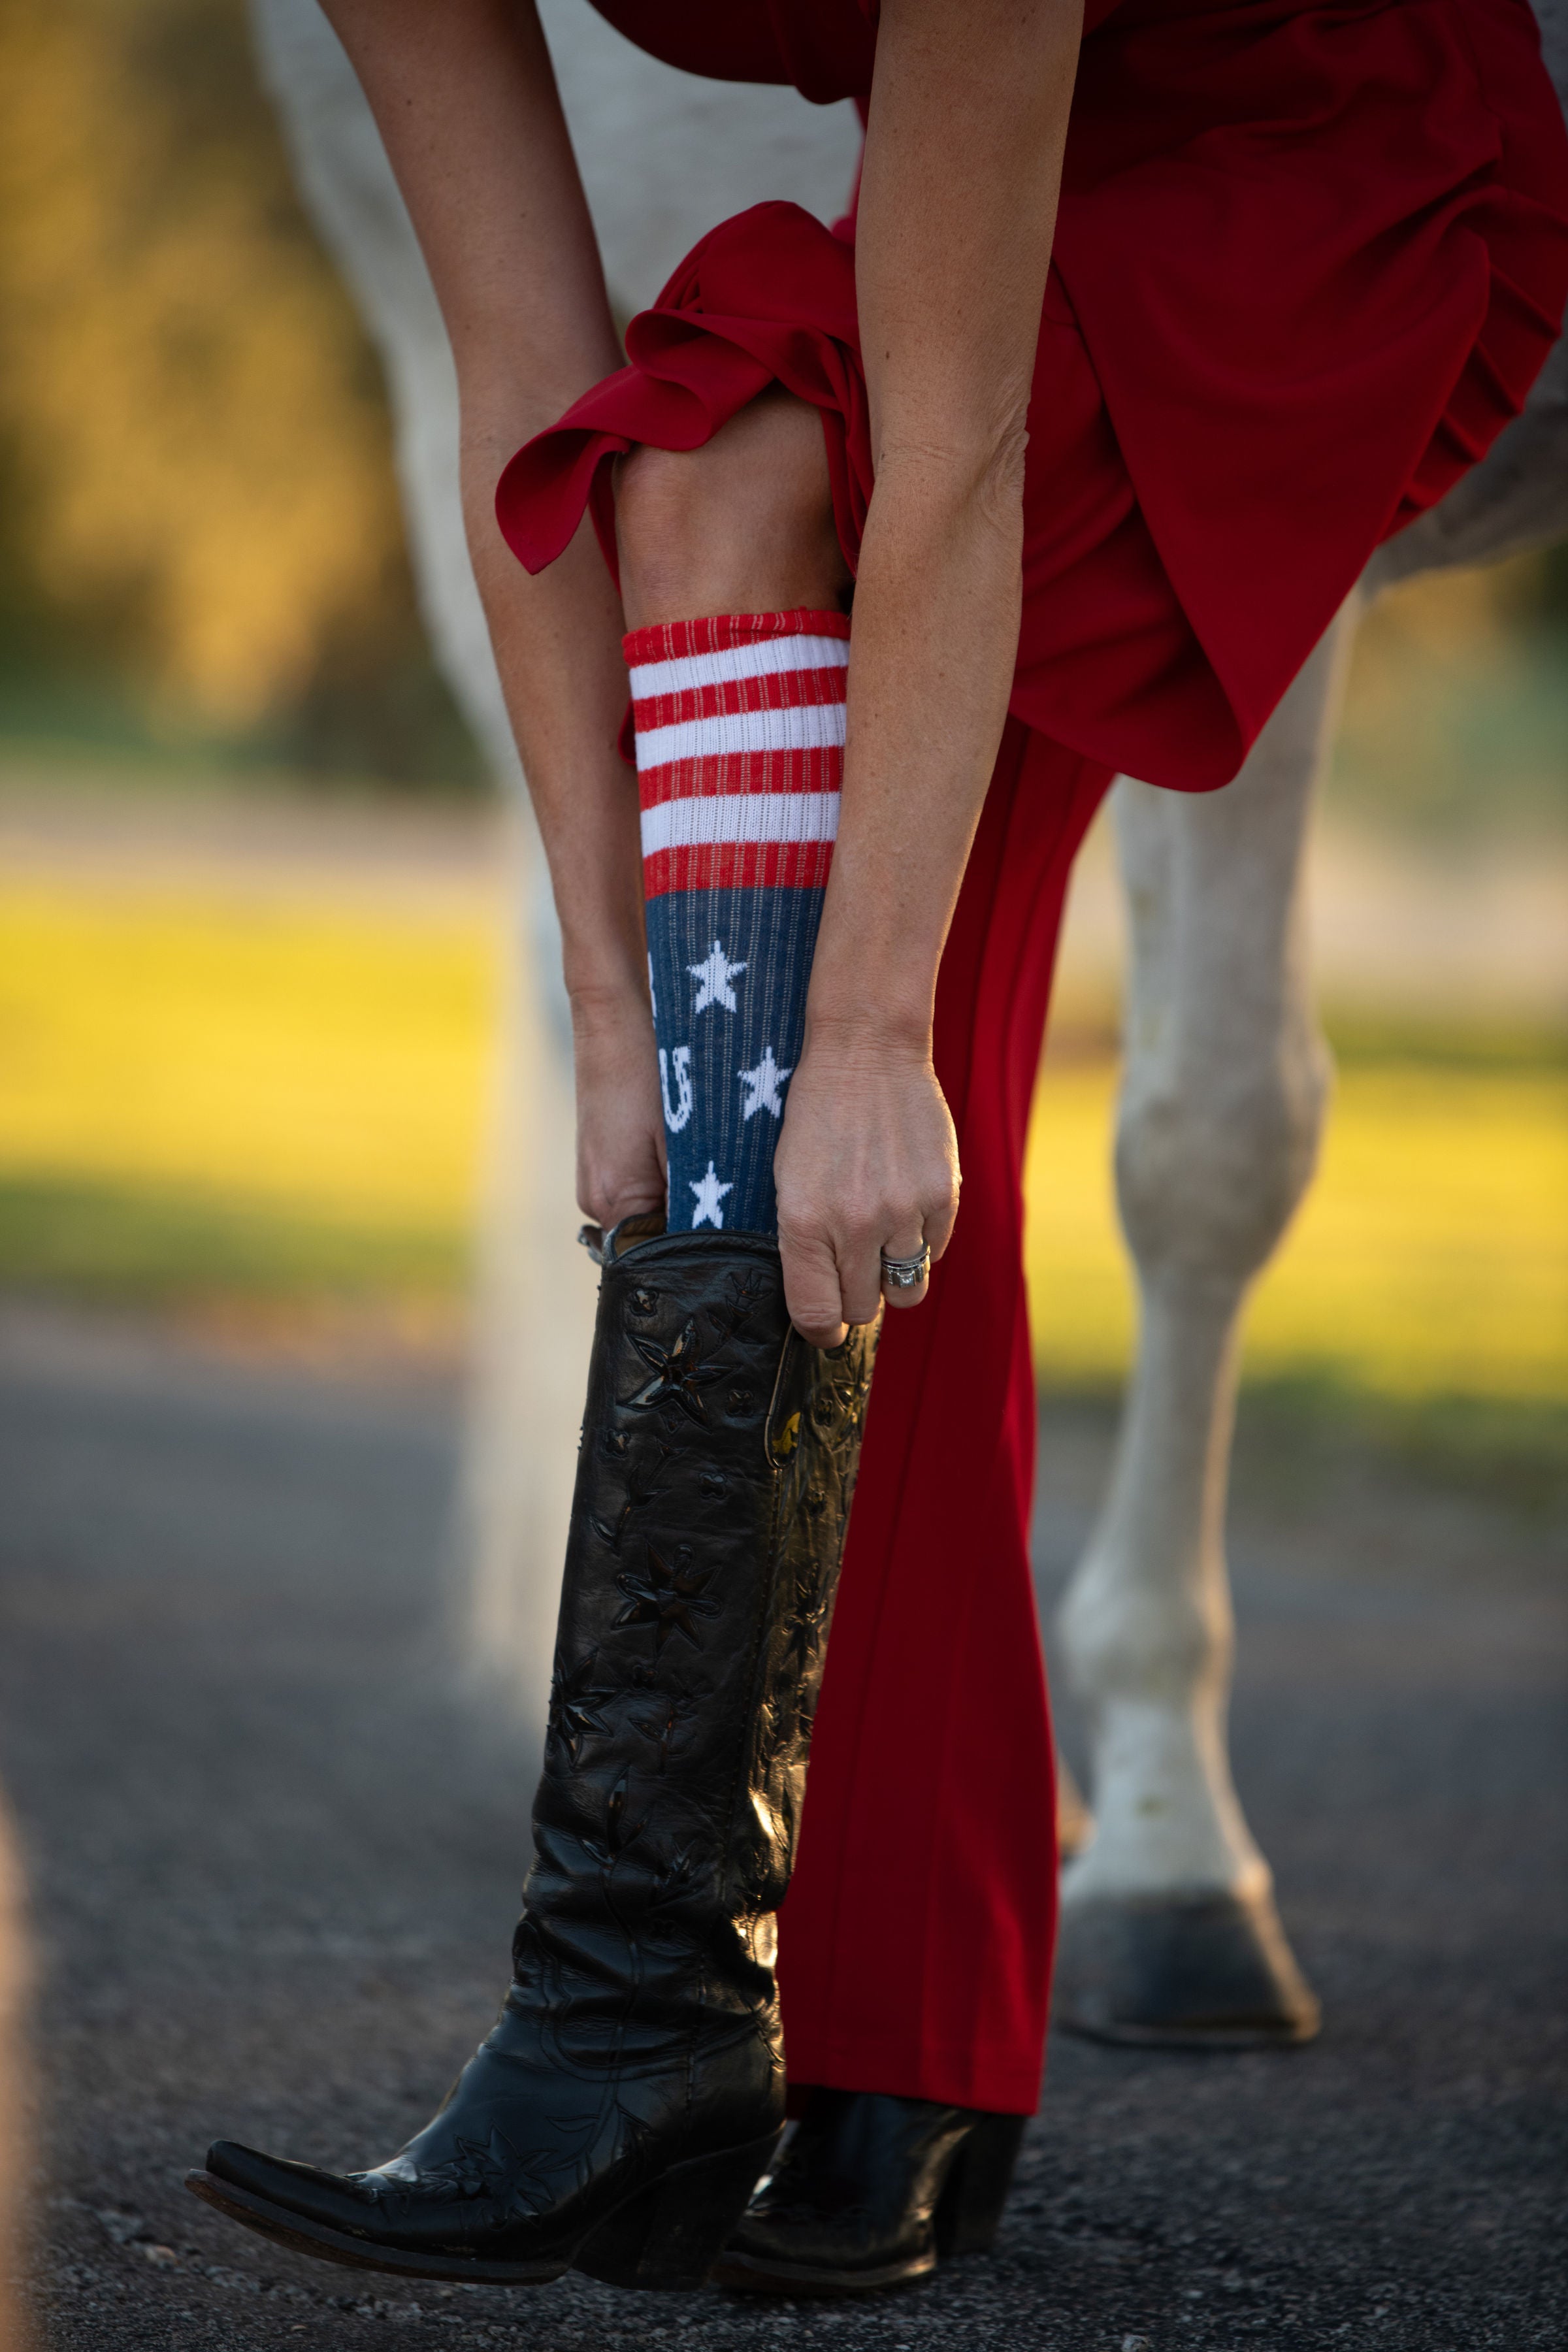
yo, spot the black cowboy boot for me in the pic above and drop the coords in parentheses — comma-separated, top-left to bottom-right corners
(186, 1224, 877, 2292)
(714, 2089, 1027, 2296)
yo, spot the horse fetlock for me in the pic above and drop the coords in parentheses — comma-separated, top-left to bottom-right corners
(1058, 1546, 1233, 1703)
(1062, 1689, 1267, 1907)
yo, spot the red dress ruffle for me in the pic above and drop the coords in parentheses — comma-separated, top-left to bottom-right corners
(500, 0, 1568, 789)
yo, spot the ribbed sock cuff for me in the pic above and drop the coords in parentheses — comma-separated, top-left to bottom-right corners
(621, 608, 850, 668)
(626, 608, 850, 899)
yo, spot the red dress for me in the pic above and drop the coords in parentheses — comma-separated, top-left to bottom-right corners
(499, 0, 1568, 2112)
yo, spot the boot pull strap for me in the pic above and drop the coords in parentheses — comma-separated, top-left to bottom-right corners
(579, 1212, 669, 1266)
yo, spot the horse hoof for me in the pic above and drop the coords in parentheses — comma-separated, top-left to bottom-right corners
(1052, 1887, 1321, 2048)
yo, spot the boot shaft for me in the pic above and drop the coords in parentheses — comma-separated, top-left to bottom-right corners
(525, 1230, 877, 1980)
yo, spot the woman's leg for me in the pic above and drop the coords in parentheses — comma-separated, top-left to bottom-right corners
(186, 396, 879, 2297)
(617, 398, 1114, 2112)
(617, 389, 851, 630)
(617, 393, 854, 1239)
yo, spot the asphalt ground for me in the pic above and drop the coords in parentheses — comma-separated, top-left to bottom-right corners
(1, 1305, 1563, 2352)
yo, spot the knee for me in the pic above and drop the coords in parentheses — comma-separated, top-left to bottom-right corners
(1114, 1038, 1333, 1290)
(615, 391, 849, 629)
(614, 441, 710, 617)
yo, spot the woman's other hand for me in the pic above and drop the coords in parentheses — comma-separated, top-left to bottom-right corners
(571, 985, 667, 1233)
(773, 1017, 959, 1347)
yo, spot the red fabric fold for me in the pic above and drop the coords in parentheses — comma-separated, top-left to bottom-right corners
(777, 723, 1110, 2112)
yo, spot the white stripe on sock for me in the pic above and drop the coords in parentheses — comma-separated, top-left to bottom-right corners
(639, 792, 841, 857)
(629, 635, 848, 704)
(634, 701, 847, 773)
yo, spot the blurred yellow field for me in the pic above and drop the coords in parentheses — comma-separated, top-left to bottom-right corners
(1, 875, 1563, 1403)
(0, 879, 497, 1226)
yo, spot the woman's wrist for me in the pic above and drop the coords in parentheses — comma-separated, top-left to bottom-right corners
(567, 971, 653, 1032)
(805, 935, 937, 1060)
(802, 1000, 934, 1061)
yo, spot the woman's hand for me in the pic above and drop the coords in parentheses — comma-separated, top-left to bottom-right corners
(773, 1017, 960, 1347)
(570, 986, 667, 1233)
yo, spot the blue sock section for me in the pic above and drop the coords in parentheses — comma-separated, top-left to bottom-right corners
(647, 884, 825, 1237)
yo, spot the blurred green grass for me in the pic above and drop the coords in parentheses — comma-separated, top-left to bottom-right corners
(0, 1171, 465, 1303)
(4, 1168, 1558, 1518)
(1230, 1376, 1568, 1525)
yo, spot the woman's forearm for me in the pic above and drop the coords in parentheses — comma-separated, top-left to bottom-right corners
(463, 436, 645, 1014)
(324, 0, 648, 1016)
(320, 0, 664, 1219)
(808, 0, 1082, 1052)
(466, 429, 664, 1220)
(807, 455, 1024, 1045)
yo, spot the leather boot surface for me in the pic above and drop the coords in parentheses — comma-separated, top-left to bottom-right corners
(188, 1230, 876, 2290)
(714, 2088, 1028, 2296)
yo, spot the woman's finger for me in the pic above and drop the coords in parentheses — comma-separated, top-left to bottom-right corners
(923, 1175, 960, 1265)
(878, 1223, 930, 1313)
(780, 1223, 848, 1350)
(837, 1222, 886, 1329)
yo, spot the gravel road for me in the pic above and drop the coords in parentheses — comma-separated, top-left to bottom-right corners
(1, 1305, 1563, 2352)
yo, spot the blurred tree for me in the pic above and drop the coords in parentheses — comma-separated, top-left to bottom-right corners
(0, 0, 481, 786)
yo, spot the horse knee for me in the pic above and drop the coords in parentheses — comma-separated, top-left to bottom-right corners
(1115, 1039, 1331, 1291)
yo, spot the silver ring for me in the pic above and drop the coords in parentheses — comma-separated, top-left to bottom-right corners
(879, 1245, 932, 1292)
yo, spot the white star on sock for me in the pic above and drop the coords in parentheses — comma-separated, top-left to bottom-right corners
(688, 939, 746, 1015)
(689, 1162, 733, 1230)
(738, 1047, 792, 1122)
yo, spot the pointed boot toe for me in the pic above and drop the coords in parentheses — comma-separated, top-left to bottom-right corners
(203, 2139, 360, 2209)
(187, 2142, 408, 2278)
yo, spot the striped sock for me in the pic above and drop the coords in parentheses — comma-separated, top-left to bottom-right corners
(625, 608, 849, 1237)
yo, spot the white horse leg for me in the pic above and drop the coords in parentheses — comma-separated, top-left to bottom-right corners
(253, 0, 860, 1746)
(1052, 12, 1566, 2020)
(252, 0, 581, 1748)
(1053, 606, 1358, 2045)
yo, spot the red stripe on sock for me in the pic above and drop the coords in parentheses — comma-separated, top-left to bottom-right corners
(623, 608, 850, 666)
(631, 664, 848, 732)
(637, 746, 845, 806)
(642, 840, 836, 897)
